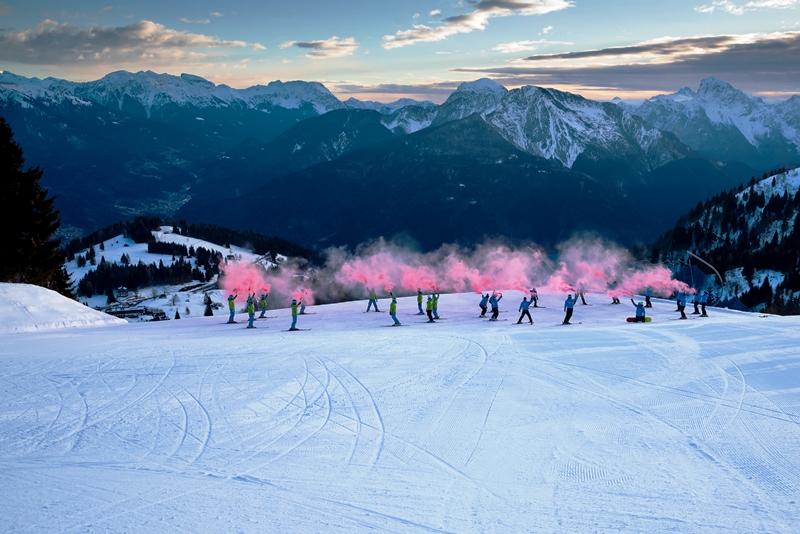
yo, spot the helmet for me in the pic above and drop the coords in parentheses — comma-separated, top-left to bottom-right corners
(638, 302, 644, 306)
(568, 294, 572, 298)
(228, 295, 234, 299)
(292, 299, 297, 303)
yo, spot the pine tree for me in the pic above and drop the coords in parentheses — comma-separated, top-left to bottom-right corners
(0, 118, 73, 297)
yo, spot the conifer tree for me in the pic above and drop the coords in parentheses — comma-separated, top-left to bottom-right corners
(0, 118, 73, 297)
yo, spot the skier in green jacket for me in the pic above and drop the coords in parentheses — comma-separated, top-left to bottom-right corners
(389, 293, 401, 325)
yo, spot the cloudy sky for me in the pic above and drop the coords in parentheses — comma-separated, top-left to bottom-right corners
(1, 0, 799, 102)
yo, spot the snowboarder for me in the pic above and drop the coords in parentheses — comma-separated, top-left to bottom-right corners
(563, 294, 577, 324)
(630, 298, 646, 323)
(366, 288, 380, 312)
(489, 292, 502, 321)
(479, 293, 490, 317)
(432, 293, 440, 319)
(530, 287, 539, 307)
(517, 296, 533, 324)
(290, 299, 300, 330)
(227, 293, 238, 323)
(425, 295, 435, 322)
(699, 290, 709, 316)
(258, 292, 269, 318)
(246, 294, 256, 328)
(645, 287, 653, 308)
(417, 289, 425, 315)
(389, 293, 401, 325)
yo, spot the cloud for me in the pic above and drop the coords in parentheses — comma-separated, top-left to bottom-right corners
(210, 12, 223, 17)
(180, 18, 211, 24)
(331, 81, 461, 102)
(542, 25, 553, 34)
(451, 31, 800, 97)
(280, 36, 359, 59)
(382, 0, 574, 49)
(493, 38, 572, 53)
(695, 0, 800, 14)
(430, 9, 442, 16)
(0, 19, 264, 65)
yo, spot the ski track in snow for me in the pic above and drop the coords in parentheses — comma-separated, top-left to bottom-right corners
(1, 291, 800, 532)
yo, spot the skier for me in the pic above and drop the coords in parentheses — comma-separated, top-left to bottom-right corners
(608, 280, 621, 304)
(425, 295, 435, 322)
(299, 289, 307, 314)
(227, 293, 238, 323)
(389, 293, 401, 325)
(246, 294, 256, 328)
(258, 292, 269, 318)
(517, 296, 533, 324)
(432, 293, 440, 319)
(489, 292, 502, 321)
(699, 290, 709, 316)
(563, 294, 577, 324)
(479, 293, 490, 317)
(530, 287, 539, 307)
(417, 289, 425, 315)
(676, 291, 688, 319)
(290, 299, 300, 330)
(691, 290, 700, 315)
(577, 283, 587, 305)
(674, 290, 684, 312)
(630, 298, 646, 323)
(366, 288, 380, 312)
(644, 287, 653, 308)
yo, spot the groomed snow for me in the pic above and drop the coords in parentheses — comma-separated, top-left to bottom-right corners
(1, 286, 799, 532)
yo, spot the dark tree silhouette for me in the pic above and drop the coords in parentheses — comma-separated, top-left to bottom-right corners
(0, 118, 73, 297)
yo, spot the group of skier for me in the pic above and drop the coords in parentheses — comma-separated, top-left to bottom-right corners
(224, 284, 711, 330)
(226, 288, 310, 331)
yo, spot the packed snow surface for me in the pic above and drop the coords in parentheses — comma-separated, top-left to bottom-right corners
(2, 286, 799, 532)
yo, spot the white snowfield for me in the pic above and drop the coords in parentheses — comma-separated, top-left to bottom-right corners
(0, 283, 126, 333)
(1, 286, 799, 532)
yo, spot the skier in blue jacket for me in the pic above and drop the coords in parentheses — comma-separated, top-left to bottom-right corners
(645, 287, 653, 308)
(489, 292, 502, 321)
(699, 290, 709, 316)
(517, 297, 533, 324)
(563, 294, 577, 324)
(630, 298, 646, 322)
(479, 293, 490, 317)
(676, 291, 688, 319)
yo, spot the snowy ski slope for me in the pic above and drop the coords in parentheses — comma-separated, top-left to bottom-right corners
(1, 287, 799, 532)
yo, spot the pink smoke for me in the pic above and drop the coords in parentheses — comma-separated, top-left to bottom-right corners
(219, 263, 267, 300)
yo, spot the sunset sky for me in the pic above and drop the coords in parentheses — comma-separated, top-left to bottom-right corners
(1, 0, 799, 102)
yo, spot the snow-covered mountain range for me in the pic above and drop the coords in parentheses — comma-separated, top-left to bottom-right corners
(632, 78, 800, 169)
(2, 69, 796, 246)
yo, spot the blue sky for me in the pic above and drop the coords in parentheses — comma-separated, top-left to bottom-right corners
(1, 1, 799, 102)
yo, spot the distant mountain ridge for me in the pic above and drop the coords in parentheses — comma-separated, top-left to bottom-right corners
(3, 70, 790, 247)
(631, 78, 800, 170)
